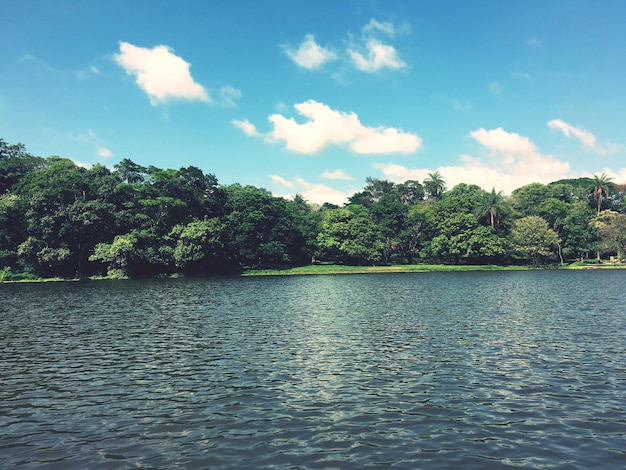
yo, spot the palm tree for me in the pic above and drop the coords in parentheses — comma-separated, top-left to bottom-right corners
(478, 188, 505, 228)
(424, 171, 446, 199)
(592, 173, 613, 213)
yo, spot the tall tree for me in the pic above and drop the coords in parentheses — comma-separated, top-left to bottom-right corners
(477, 188, 506, 228)
(424, 171, 446, 199)
(592, 173, 613, 213)
(363, 177, 395, 202)
(0, 139, 45, 193)
(395, 180, 425, 205)
(560, 202, 597, 261)
(369, 194, 409, 262)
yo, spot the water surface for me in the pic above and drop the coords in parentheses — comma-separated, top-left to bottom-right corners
(1, 271, 625, 468)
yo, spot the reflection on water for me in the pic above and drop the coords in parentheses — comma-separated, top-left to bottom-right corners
(1, 271, 625, 469)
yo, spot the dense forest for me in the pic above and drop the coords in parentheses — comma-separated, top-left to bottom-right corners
(1, 138, 626, 280)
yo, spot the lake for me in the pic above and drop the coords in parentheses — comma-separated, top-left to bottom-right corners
(1, 270, 625, 469)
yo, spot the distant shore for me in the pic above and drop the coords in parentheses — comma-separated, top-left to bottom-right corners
(3, 262, 625, 283)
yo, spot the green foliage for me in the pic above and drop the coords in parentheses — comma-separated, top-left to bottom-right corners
(89, 233, 138, 278)
(423, 171, 446, 199)
(510, 216, 560, 265)
(170, 218, 225, 272)
(2, 136, 623, 278)
(594, 210, 626, 259)
(511, 183, 551, 216)
(317, 208, 384, 264)
(592, 173, 613, 213)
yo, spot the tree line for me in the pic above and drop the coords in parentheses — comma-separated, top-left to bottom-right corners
(1, 138, 625, 279)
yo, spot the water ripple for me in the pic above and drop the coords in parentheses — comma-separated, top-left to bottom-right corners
(1, 271, 625, 468)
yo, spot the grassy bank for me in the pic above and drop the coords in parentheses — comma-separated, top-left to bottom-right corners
(244, 261, 626, 276)
(242, 264, 533, 276)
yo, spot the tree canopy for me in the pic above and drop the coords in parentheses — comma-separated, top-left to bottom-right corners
(1, 138, 625, 279)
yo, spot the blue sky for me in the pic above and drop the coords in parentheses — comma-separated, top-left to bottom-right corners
(2, 0, 625, 204)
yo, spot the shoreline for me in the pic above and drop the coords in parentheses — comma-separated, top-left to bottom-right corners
(3, 262, 626, 283)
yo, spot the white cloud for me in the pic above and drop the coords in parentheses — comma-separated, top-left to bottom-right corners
(231, 119, 259, 136)
(69, 128, 113, 159)
(363, 18, 397, 37)
(470, 127, 536, 156)
(547, 119, 624, 155)
(283, 34, 338, 70)
(269, 174, 295, 187)
(376, 127, 572, 194)
(262, 100, 421, 154)
(348, 39, 407, 72)
(76, 65, 101, 79)
(271, 176, 353, 206)
(363, 18, 411, 37)
(97, 146, 113, 158)
(71, 159, 93, 169)
(547, 119, 596, 147)
(488, 81, 502, 95)
(322, 169, 352, 180)
(219, 86, 242, 107)
(283, 19, 408, 74)
(114, 41, 210, 105)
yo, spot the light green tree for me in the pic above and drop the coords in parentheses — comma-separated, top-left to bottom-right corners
(170, 217, 225, 271)
(89, 233, 138, 278)
(593, 210, 626, 260)
(510, 216, 560, 266)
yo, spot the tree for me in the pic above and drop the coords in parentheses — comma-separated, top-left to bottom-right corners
(592, 173, 613, 213)
(424, 171, 446, 199)
(317, 207, 384, 264)
(89, 233, 139, 278)
(593, 210, 626, 260)
(510, 216, 560, 266)
(429, 213, 506, 264)
(363, 177, 395, 202)
(477, 188, 506, 228)
(223, 184, 310, 267)
(170, 217, 225, 272)
(114, 158, 147, 184)
(560, 202, 597, 261)
(13, 157, 91, 276)
(395, 180, 425, 205)
(510, 182, 551, 216)
(0, 139, 45, 193)
(423, 184, 507, 264)
(369, 194, 409, 262)
(397, 205, 426, 263)
(0, 193, 23, 266)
